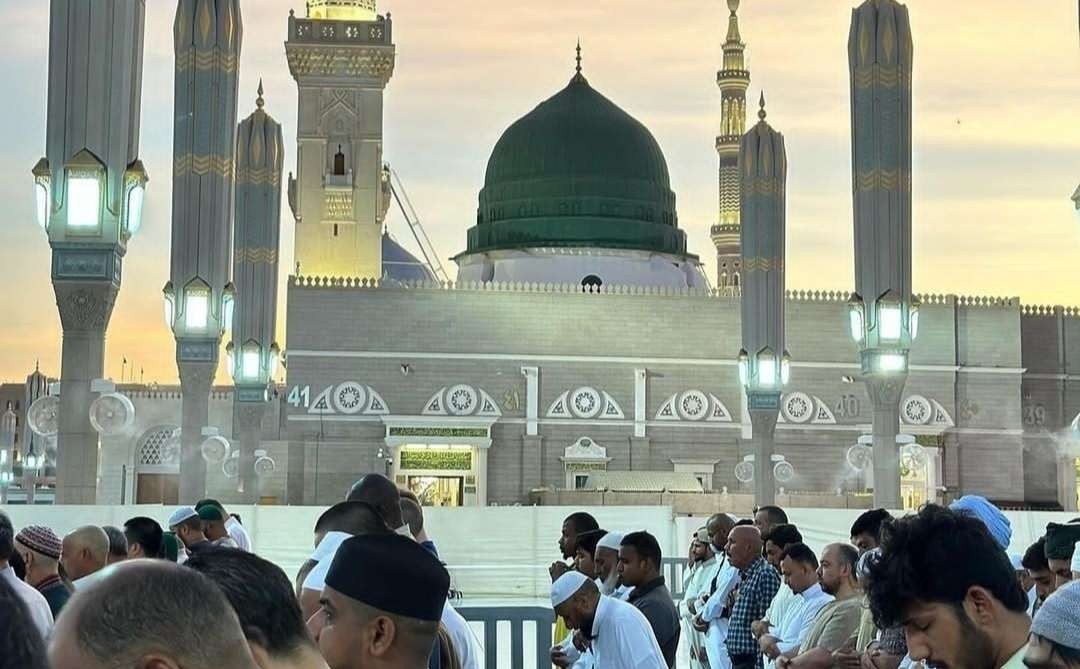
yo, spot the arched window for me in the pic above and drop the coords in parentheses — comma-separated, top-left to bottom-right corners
(581, 275, 603, 292)
(733, 272, 740, 287)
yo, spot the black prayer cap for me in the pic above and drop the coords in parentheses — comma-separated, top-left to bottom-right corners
(325, 533, 450, 622)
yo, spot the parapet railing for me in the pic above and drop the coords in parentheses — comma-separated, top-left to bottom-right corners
(457, 606, 554, 669)
(288, 12, 392, 46)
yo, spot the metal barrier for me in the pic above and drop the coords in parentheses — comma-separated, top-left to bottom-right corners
(458, 606, 555, 669)
(662, 557, 690, 599)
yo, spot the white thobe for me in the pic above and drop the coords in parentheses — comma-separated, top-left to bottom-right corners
(2, 566, 53, 641)
(443, 602, 485, 669)
(700, 558, 741, 669)
(764, 582, 798, 631)
(681, 557, 721, 669)
(225, 516, 252, 552)
(591, 594, 668, 669)
(73, 568, 109, 590)
(763, 583, 834, 669)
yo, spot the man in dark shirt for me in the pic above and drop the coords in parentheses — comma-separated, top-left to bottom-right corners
(726, 525, 781, 669)
(619, 531, 681, 668)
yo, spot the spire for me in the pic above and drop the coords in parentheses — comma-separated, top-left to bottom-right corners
(726, 0, 743, 44)
(758, 91, 766, 121)
(256, 79, 265, 110)
(575, 39, 582, 74)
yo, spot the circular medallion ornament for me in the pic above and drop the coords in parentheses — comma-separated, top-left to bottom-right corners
(783, 392, 813, 424)
(678, 390, 709, 421)
(734, 460, 755, 483)
(446, 384, 478, 416)
(902, 396, 932, 425)
(570, 387, 602, 419)
(333, 382, 367, 415)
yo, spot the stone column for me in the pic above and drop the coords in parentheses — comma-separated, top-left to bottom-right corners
(233, 403, 266, 502)
(178, 360, 215, 502)
(53, 285, 118, 503)
(476, 446, 489, 506)
(867, 376, 905, 509)
(750, 409, 778, 506)
(522, 434, 543, 493)
(286, 437, 307, 505)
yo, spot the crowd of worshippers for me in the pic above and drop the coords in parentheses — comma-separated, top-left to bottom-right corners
(0, 475, 482, 669)
(2, 489, 1080, 669)
(547, 498, 1080, 669)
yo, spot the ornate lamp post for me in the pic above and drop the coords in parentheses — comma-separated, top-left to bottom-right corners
(737, 95, 789, 506)
(0, 405, 15, 504)
(847, 0, 916, 508)
(229, 82, 283, 500)
(165, 0, 243, 501)
(33, 0, 148, 503)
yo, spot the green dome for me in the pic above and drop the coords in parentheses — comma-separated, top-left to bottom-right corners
(462, 73, 688, 257)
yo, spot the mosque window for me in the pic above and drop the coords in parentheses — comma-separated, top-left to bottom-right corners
(733, 272, 740, 287)
(333, 145, 346, 175)
(333, 224, 339, 237)
(581, 275, 603, 291)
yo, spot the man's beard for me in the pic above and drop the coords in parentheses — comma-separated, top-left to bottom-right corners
(927, 608, 996, 669)
(598, 568, 621, 596)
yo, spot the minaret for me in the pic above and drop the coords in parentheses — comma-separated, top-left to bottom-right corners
(230, 81, 283, 500)
(167, 0, 243, 501)
(712, 0, 750, 290)
(286, 0, 395, 279)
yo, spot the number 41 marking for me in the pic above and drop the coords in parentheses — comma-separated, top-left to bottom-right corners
(287, 385, 311, 408)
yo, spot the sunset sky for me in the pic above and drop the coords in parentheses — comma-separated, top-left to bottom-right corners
(0, 0, 1078, 383)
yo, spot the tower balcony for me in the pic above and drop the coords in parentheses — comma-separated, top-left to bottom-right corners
(716, 69, 750, 88)
(288, 12, 392, 46)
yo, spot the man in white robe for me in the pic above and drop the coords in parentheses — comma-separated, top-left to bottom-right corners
(681, 528, 721, 669)
(758, 543, 833, 669)
(692, 514, 741, 669)
(552, 571, 667, 669)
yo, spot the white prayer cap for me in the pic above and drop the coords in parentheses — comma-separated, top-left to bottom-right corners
(167, 506, 198, 528)
(1009, 553, 1023, 571)
(302, 531, 353, 592)
(551, 571, 590, 608)
(1071, 541, 1080, 573)
(596, 532, 623, 552)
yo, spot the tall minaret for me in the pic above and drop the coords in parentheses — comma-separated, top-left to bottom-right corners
(712, 0, 750, 290)
(286, 0, 395, 280)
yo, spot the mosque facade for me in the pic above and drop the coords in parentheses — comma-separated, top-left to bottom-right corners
(15, 0, 1079, 511)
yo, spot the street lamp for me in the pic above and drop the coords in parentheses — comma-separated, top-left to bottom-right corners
(34, 1, 148, 503)
(738, 94, 788, 506)
(848, 0, 915, 509)
(1073, 184, 1080, 224)
(230, 81, 284, 500)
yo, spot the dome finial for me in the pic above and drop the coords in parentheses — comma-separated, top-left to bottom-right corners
(575, 39, 582, 75)
(256, 78, 265, 110)
(758, 91, 767, 121)
(728, 0, 740, 14)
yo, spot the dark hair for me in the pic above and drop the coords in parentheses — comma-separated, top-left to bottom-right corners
(781, 542, 819, 569)
(124, 517, 164, 559)
(575, 529, 607, 556)
(70, 560, 252, 666)
(620, 531, 662, 567)
(400, 497, 424, 536)
(103, 525, 128, 558)
(345, 474, 404, 528)
(866, 504, 1027, 629)
(565, 512, 599, 535)
(177, 516, 203, 534)
(850, 509, 893, 541)
(754, 505, 789, 525)
(1032, 635, 1080, 665)
(0, 511, 12, 561)
(185, 547, 314, 656)
(833, 543, 859, 571)
(734, 518, 755, 527)
(195, 498, 224, 511)
(230, 513, 242, 524)
(1022, 537, 1049, 571)
(315, 501, 392, 536)
(0, 576, 49, 669)
(764, 523, 803, 549)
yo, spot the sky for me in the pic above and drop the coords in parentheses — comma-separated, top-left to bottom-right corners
(0, 0, 1078, 384)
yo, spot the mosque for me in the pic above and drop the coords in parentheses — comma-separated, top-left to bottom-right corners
(10, 0, 1079, 511)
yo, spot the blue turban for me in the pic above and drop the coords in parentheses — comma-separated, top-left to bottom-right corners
(950, 495, 1011, 550)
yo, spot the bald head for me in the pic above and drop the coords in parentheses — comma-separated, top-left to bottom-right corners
(61, 526, 109, 581)
(346, 474, 404, 528)
(48, 560, 258, 669)
(726, 525, 763, 570)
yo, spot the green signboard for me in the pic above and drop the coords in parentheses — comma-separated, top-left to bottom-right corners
(388, 426, 489, 439)
(399, 450, 473, 471)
